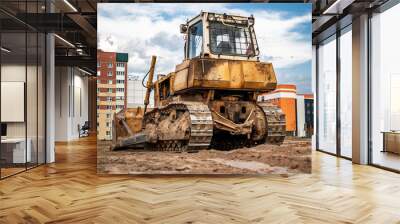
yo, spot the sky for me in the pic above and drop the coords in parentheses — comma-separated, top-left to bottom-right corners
(98, 3, 312, 93)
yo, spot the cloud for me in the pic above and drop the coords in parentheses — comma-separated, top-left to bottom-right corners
(276, 65, 312, 94)
(98, 3, 312, 92)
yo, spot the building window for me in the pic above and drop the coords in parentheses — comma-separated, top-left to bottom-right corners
(117, 80, 125, 84)
(108, 80, 113, 84)
(108, 62, 113, 68)
(188, 21, 203, 58)
(317, 35, 337, 155)
(339, 27, 352, 158)
(117, 88, 124, 92)
(107, 71, 113, 77)
(106, 131, 111, 136)
(370, 5, 400, 171)
(97, 71, 100, 76)
(106, 122, 110, 127)
(97, 61, 100, 67)
(107, 97, 112, 101)
(106, 113, 111, 118)
(108, 88, 113, 93)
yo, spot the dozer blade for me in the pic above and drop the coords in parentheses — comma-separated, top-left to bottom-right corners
(112, 133, 147, 150)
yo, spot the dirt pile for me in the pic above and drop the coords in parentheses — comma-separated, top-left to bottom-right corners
(97, 137, 311, 175)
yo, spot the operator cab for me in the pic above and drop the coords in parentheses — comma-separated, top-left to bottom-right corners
(180, 12, 260, 61)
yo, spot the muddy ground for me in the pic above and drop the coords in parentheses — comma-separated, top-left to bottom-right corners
(97, 137, 311, 175)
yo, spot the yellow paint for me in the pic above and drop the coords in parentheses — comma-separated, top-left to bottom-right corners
(168, 58, 277, 92)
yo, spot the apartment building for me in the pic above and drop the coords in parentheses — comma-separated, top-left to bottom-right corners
(296, 94, 314, 138)
(127, 75, 154, 109)
(259, 84, 298, 135)
(259, 85, 314, 137)
(97, 50, 128, 140)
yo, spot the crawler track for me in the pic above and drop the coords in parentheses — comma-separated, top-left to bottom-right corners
(259, 103, 286, 145)
(209, 103, 286, 150)
(143, 102, 213, 152)
(142, 102, 285, 152)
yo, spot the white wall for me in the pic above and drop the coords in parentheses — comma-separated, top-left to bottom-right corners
(1, 65, 26, 138)
(1, 63, 46, 164)
(1, 65, 38, 138)
(54, 67, 89, 141)
(71, 73, 89, 138)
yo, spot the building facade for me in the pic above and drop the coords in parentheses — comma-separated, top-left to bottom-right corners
(259, 84, 298, 135)
(296, 94, 314, 138)
(259, 84, 314, 137)
(127, 75, 154, 109)
(97, 50, 128, 140)
(303, 94, 314, 137)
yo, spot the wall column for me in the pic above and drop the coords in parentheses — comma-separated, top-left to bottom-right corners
(352, 14, 369, 164)
(312, 45, 317, 150)
(45, 0, 55, 163)
(46, 33, 55, 163)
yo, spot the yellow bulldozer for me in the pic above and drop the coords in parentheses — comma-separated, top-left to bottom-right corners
(112, 12, 286, 151)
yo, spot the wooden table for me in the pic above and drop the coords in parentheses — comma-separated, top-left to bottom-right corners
(382, 131, 400, 154)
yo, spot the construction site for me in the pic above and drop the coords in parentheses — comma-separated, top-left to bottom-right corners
(98, 137, 311, 175)
(97, 11, 312, 175)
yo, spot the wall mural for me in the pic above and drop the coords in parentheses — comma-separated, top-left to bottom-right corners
(96, 3, 313, 175)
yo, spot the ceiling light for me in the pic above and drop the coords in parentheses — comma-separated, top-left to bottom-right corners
(63, 0, 78, 12)
(323, 0, 341, 14)
(54, 34, 75, 48)
(1, 47, 11, 53)
(78, 67, 93, 76)
(322, 0, 355, 15)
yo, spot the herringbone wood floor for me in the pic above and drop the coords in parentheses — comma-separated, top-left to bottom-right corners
(1, 136, 400, 224)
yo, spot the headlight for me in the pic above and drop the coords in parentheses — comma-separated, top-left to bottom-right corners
(208, 13, 215, 21)
(248, 16, 255, 26)
(180, 24, 188, 34)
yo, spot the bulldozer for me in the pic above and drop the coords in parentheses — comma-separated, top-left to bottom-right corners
(112, 12, 286, 151)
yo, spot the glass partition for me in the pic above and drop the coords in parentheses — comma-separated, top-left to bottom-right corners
(1, 31, 28, 177)
(371, 4, 400, 171)
(27, 31, 38, 169)
(0, 1, 46, 179)
(317, 35, 337, 154)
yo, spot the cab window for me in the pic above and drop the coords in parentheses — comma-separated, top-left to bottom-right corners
(188, 22, 203, 58)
